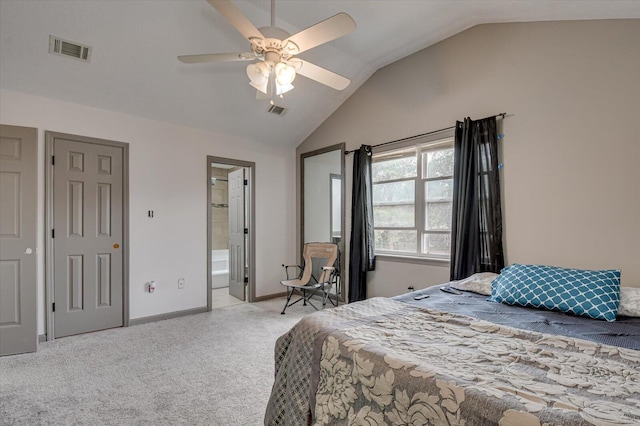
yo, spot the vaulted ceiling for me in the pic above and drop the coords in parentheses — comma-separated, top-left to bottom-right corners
(1, 0, 639, 148)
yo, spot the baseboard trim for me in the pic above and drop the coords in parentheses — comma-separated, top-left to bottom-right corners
(38, 334, 47, 343)
(129, 306, 208, 327)
(253, 291, 287, 302)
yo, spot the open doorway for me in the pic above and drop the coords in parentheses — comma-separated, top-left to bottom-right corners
(207, 156, 255, 311)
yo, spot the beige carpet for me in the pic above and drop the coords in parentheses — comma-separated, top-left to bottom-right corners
(0, 297, 317, 425)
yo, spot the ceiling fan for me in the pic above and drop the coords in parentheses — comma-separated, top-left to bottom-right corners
(178, 0, 356, 101)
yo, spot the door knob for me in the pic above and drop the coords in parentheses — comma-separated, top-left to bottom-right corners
(25, 248, 33, 254)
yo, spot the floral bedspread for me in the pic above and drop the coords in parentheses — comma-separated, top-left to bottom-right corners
(265, 297, 640, 426)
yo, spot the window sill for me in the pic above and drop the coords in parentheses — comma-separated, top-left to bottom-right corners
(375, 254, 450, 267)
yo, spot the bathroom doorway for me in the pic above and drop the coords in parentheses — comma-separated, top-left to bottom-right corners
(206, 156, 255, 310)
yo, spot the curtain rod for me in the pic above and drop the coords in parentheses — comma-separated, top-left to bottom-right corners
(345, 112, 509, 155)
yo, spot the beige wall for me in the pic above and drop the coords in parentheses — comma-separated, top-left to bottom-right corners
(298, 20, 640, 296)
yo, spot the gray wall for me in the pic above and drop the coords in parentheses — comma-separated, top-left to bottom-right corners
(297, 19, 640, 296)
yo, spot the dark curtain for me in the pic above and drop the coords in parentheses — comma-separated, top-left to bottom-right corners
(450, 117, 504, 280)
(348, 145, 375, 302)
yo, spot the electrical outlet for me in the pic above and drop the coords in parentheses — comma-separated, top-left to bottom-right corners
(178, 278, 185, 289)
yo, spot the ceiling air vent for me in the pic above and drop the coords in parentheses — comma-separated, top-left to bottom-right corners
(49, 35, 92, 62)
(267, 104, 287, 116)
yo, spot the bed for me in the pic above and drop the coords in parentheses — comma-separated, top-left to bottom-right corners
(264, 275, 640, 425)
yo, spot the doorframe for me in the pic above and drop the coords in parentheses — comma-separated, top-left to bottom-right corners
(44, 131, 130, 341)
(207, 156, 256, 310)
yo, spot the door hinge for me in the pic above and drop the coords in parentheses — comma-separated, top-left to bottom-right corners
(52, 302, 55, 312)
(244, 179, 248, 186)
(51, 155, 55, 165)
(244, 277, 249, 284)
(244, 228, 248, 234)
(51, 229, 55, 238)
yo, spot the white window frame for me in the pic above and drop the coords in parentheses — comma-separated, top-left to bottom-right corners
(372, 129, 454, 264)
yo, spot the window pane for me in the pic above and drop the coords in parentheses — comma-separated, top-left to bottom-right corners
(373, 180, 414, 204)
(422, 233, 451, 256)
(423, 148, 454, 179)
(373, 155, 417, 182)
(425, 202, 452, 230)
(375, 230, 417, 253)
(425, 179, 453, 201)
(374, 205, 414, 227)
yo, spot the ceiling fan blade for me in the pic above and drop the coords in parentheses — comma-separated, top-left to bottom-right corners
(295, 59, 350, 91)
(207, 0, 264, 41)
(178, 52, 257, 63)
(284, 13, 356, 54)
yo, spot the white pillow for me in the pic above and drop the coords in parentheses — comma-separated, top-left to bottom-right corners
(449, 272, 498, 296)
(618, 287, 640, 317)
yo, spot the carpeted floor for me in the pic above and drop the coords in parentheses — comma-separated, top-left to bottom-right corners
(0, 297, 314, 425)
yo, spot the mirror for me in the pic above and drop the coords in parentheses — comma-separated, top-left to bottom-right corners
(330, 174, 341, 240)
(301, 143, 345, 298)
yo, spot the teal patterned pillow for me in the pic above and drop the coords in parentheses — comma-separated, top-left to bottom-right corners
(488, 264, 621, 322)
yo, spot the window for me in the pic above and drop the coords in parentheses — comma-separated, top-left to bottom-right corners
(372, 136, 454, 260)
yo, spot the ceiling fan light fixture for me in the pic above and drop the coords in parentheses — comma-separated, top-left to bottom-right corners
(250, 80, 268, 94)
(275, 62, 296, 86)
(248, 61, 294, 97)
(247, 62, 269, 86)
(247, 62, 271, 94)
(276, 82, 294, 95)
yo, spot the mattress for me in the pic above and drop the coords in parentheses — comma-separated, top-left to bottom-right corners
(395, 285, 640, 350)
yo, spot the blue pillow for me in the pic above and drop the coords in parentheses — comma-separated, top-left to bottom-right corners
(488, 264, 621, 322)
